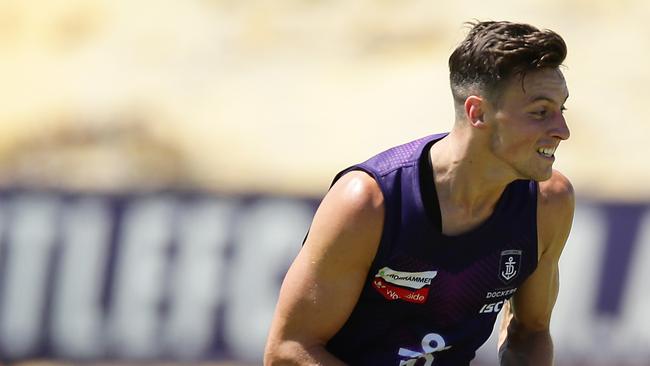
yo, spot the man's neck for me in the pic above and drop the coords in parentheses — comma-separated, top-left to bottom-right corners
(429, 128, 516, 217)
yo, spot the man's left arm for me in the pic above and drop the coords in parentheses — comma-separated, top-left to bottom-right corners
(498, 170, 575, 366)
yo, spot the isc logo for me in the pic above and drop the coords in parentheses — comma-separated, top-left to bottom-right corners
(479, 300, 505, 314)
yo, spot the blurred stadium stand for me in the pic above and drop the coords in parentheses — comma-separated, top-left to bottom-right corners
(0, 1, 649, 365)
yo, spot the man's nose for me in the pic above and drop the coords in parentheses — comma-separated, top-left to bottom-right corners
(552, 115, 570, 141)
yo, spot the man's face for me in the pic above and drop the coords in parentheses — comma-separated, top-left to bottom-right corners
(484, 68, 570, 181)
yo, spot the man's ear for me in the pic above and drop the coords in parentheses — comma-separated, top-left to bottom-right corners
(464, 96, 487, 129)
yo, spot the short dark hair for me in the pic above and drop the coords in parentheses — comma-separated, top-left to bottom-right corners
(449, 21, 567, 109)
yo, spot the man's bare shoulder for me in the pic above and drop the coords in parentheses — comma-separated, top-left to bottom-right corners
(304, 170, 385, 265)
(264, 171, 386, 364)
(325, 170, 384, 217)
(536, 170, 575, 257)
(538, 169, 574, 206)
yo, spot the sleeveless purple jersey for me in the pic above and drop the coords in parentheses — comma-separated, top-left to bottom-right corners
(324, 134, 538, 365)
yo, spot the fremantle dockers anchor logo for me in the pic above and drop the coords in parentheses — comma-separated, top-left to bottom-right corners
(499, 250, 522, 284)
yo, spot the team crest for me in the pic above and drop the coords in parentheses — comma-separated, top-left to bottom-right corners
(499, 250, 522, 284)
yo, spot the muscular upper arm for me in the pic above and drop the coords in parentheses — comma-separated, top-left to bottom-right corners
(265, 170, 385, 362)
(501, 170, 575, 338)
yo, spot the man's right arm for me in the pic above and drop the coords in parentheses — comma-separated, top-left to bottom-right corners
(264, 171, 385, 365)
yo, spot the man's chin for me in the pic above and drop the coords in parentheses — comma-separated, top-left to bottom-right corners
(518, 166, 553, 182)
(531, 170, 553, 182)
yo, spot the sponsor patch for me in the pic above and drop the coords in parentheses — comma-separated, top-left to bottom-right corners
(375, 267, 437, 289)
(372, 278, 429, 304)
(372, 267, 437, 304)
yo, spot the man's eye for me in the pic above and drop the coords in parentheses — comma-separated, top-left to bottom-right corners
(532, 109, 547, 118)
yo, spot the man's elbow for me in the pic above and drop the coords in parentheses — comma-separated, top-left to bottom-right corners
(499, 335, 553, 366)
(499, 318, 553, 365)
(264, 339, 320, 366)
(264, 340, 296, 365)
(505, 318, 551, 347)
(506, 317, 552, 343)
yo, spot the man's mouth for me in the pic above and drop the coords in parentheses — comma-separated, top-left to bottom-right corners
(537, 147, 556, 158)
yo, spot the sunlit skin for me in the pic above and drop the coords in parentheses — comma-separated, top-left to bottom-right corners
(484, 68, 570, 182)
(427, 68, 570, 237)
(265, 67, 575, 366)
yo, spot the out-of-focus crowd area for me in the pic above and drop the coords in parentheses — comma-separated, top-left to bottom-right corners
(1, 0, 649, 198)
(1, 1, 650, 365)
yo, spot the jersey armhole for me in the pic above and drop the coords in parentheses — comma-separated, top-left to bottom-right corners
(419, 140, 442, 231)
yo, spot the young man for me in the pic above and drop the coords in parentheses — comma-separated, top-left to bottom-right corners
(265, 21, 574, 365)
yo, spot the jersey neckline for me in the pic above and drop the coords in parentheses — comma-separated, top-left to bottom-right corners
(411, 133, 512, 242)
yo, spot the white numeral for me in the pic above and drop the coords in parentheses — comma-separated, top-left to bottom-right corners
(398, 332, 449, 366)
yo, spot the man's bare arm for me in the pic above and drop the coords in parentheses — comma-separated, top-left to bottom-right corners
(499, 170, 575, 365)
(264, 171, 384, 365)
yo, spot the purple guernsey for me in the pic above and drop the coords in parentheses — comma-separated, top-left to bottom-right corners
(324, 134, 538, 365)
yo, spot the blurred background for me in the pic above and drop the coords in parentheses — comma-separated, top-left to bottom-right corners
(0, 0, 648, 365)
